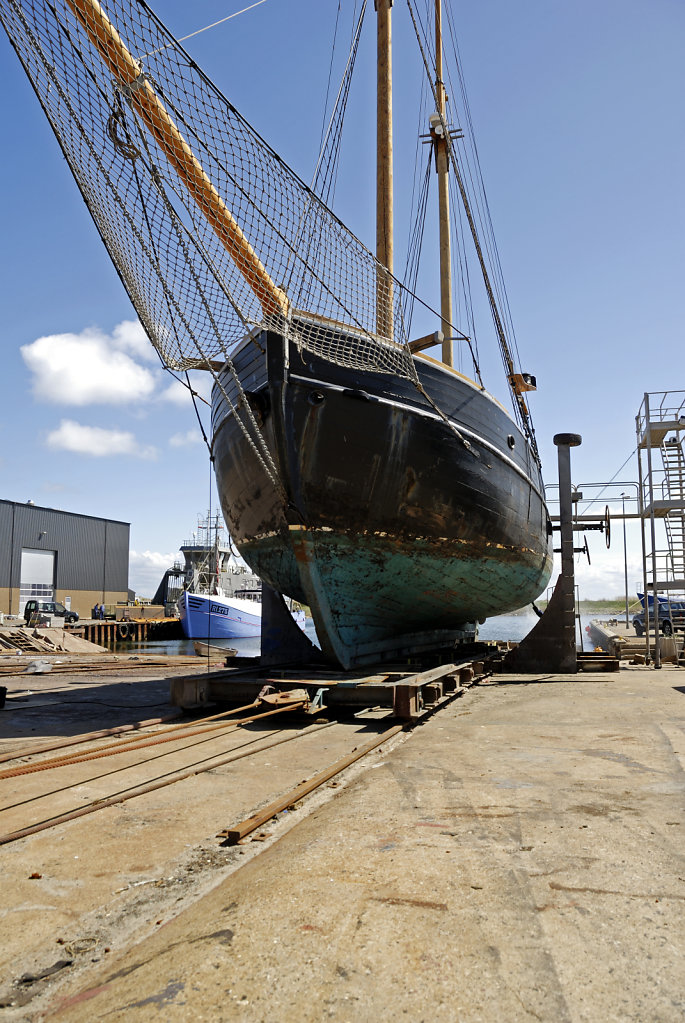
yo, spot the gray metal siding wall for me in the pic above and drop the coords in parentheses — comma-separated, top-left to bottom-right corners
(0, 501, 129, 591)
(103, 520, 130, 592)
(0, 503, 15, 588)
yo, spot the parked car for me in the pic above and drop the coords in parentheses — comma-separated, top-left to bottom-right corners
(632, 601, 685, 637)
(23, 599, 79, 625)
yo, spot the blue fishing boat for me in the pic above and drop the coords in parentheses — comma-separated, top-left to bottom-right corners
(179, 590, 261, 640)
(175, 515, 305, 639)
(179, 587, 306, 640)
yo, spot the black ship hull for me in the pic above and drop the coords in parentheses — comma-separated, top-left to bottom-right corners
(211, 328, 553, 667)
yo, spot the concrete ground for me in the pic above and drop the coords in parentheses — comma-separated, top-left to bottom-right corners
(4, 661, 680, 1022)
(0, 657, 396, 1020)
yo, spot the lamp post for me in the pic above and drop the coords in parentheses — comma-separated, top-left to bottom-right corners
(621, 492, 629, 628)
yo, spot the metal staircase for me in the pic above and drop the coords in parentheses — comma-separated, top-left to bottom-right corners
(661, 436, 685, 587)
(636, 392, 685, 665)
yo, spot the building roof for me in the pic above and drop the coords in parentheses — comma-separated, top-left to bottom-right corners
(0, 498, 129, 527)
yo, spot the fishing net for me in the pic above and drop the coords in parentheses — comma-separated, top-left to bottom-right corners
(0, 0, 416, 380)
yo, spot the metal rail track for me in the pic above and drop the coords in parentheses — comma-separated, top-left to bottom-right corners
(0, 710, 184, 766)
(0, 699, 275, 779)
(0, 660, 487, 848)
(0, 696, 393, 847)
(218, 722, 406, 845)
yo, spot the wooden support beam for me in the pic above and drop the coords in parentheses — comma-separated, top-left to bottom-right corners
(393, 683, 422, 720)
(422, 682, 443, 705)
(459, 666, 474, 686)
(408, 330, 443, 354)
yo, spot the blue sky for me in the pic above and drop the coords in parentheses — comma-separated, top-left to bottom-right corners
(0, 0, 683, 599)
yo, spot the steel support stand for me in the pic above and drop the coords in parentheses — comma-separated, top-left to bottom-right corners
(553, 433, 582, 671)
(501, 433, 581, 673)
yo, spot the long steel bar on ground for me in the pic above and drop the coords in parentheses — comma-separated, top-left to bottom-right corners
(1, 698, 266, 765)
(218, 723, 406, 845)
(1, 701, 262, 772)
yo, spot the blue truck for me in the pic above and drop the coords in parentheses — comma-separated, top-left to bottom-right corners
(632, 600, 685, 637)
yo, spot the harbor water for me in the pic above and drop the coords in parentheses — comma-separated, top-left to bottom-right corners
(112, 612, 603, 658)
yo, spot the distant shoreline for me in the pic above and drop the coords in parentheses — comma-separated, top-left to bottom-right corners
(532, 598, 639, 615)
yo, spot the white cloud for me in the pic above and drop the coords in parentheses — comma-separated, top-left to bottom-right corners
(46, 419, 158, 459)
(21, 323, 156, 405)
(189, 373, 213, 402)
(112, 319, 158, 363)
(169, 429, 203, 448)
(548, 546, 645, 601)
(159, 380, 192, 405)
(129, 549, 183, 598)
(159, 373, 213, 405)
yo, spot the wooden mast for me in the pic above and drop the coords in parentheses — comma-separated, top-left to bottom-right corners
(427, 4, 537, 440)
(376, 0, 393, 339)
(434, 0, 453, 368)
(63, 0, 288, 319)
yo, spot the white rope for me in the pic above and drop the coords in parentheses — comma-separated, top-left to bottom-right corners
(177, 0, 272, 43)
(142, 0, 273, 59)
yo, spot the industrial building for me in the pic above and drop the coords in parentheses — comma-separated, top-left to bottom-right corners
(0, 499, 129, 619)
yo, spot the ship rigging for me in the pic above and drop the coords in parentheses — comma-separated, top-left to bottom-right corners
(0, 0, 553, 666)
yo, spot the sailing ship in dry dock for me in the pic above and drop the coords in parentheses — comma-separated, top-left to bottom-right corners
(1, 0, 553, 667)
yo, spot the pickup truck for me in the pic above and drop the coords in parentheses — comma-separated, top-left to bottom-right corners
(632, 601, 685, 637)
(23, 599, 79, 625)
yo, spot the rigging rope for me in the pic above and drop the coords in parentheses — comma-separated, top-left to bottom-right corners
(310, 0, 367, 209)
(442, 2, 529, 390)
(442, 11, 512, 334)
(315, 1, 342, 187)
(401, 153, 432, 337)
(142, 0, 272, 58)
(404, 0, 540, 461)
(577, 449, 638, 518)
(0, 0, 510, 481)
